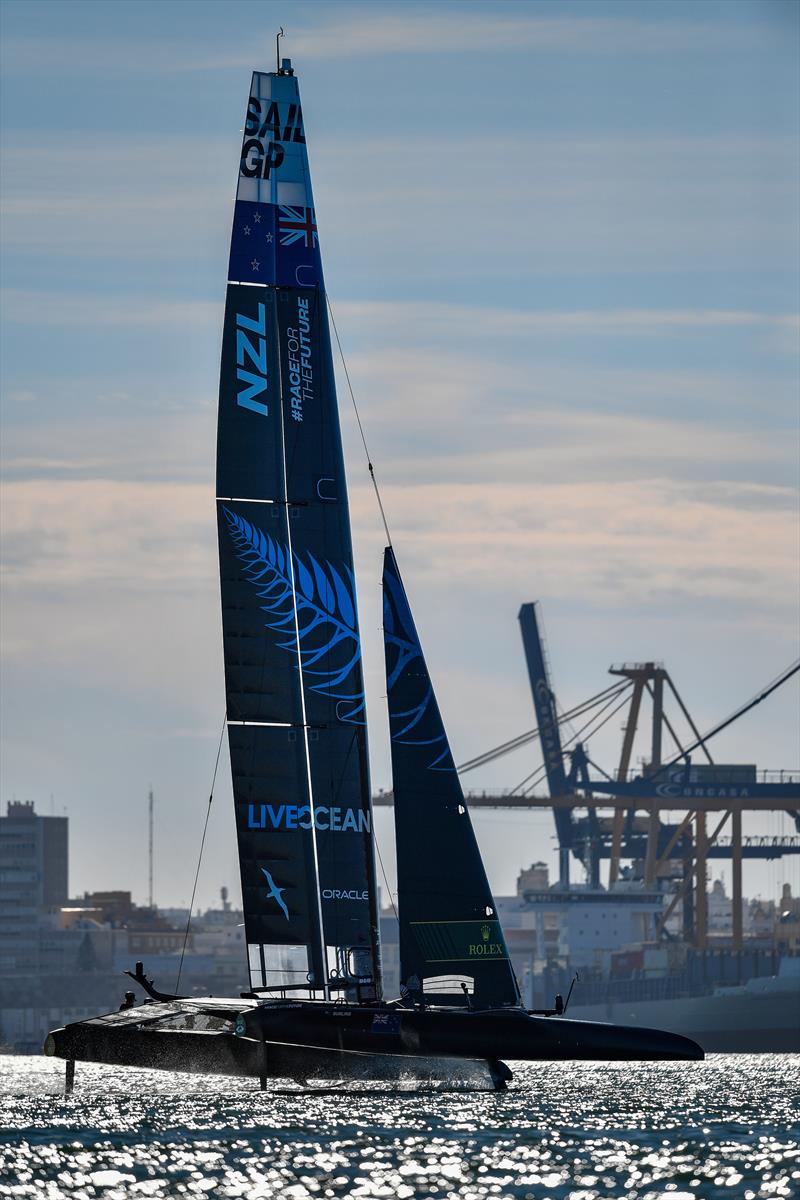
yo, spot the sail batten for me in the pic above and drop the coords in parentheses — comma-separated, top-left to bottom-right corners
(216, 66, 380, 998)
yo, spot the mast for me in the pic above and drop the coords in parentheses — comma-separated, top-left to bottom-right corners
(148, 785, 154, 909)
(216, 61, 381, 1000)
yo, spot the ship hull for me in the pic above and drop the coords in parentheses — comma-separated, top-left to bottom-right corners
(564, 987, 800, 1053)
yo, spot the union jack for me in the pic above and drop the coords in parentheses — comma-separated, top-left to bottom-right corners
(278, 205, 318, 248)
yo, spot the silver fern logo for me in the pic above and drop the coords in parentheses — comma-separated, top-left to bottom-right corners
(224, 508, 365, 722)
(383, 557, 454, 771)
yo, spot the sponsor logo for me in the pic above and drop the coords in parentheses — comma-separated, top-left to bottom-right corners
(468, 940, 505, 958)
(235, 303, 268, 416)
(468, 923, 506, 958)
(260, 867, 289, 920)
(322, 888, 369, 901)
(655, 784, 751, 799)
(241, 98, 305, 181)
(247, 803, 371, 833)
(285, 295, 312, 423)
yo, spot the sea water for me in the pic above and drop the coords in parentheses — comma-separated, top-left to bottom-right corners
(1, 1055, 798, 1198)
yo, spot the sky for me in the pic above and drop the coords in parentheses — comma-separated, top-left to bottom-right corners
(1, 0, 799, 913)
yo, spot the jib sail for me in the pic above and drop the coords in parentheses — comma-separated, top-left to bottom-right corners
(382, 547, 520, 1009)
(217, 64, 380, 998)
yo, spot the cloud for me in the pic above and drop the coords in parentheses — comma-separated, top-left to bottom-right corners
(3, 459, 794, 624)
(336, 300, 800, 342)
(346, 476, 799, 611)
(314, 134, 799, 279)
(3, 132, 796, 278)
(6, 287, 796, 347)
(0, 138, 231, 260)
(1, 289, 219, 329)
(286, 11, 760, 59)
(0, 11, 763, 78)
(0, 479, 213, 592)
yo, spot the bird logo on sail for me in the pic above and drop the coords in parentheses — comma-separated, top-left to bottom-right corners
(278, 205, 317, 248)
(261, 867, 290, 921)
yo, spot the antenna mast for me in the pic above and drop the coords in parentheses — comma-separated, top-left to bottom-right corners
(148, 785, 154, 908)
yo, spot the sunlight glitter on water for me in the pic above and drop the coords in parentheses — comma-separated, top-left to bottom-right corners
(1, 1055, 798, 1199)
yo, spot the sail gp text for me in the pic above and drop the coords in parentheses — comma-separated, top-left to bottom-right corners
(286, 297, 313, 423)
(240, 98, 305, 180)
(247, 803, 370, 833)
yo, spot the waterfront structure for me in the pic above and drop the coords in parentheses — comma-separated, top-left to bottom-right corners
(0, 802, 250, 1050)
(0, 801, 68, 973)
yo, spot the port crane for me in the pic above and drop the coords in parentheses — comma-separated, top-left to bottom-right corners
(478, 614, 798, 948)
(373, 609, 800, 950)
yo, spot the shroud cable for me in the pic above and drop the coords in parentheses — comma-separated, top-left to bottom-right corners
(175, 713, 227, 992)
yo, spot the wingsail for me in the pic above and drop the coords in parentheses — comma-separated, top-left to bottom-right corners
(382, 547, 521, 1009)
(217, 66, 379, 997)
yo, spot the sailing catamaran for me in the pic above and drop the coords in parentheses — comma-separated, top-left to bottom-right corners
(45, 57, 702, 1090)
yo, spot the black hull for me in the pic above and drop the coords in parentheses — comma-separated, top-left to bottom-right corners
(43, 1013, 509, 1088)
(44, 998, 702, 1090)
(241, 1002, 703, 1062)
(43, 1022, 496, 1089)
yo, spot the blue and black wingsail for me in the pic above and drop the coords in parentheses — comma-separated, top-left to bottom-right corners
(383, 547, 520, 1009)
(217, 66, 380, 997)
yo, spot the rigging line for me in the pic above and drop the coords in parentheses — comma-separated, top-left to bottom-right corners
(326, 294, 393, 548)
(176, 713, 227, 993)
(647, 658, 800, 783)
(554, 678, 632, 748)
(510, 761, 549, 798)
(515, 687, 634, 797)
(456, 680, 631, 773)
(373, 822, 399, 924)
(512, 688, 630, 794)
(458, 683, 630, 772)
(555, 680, 633, 757)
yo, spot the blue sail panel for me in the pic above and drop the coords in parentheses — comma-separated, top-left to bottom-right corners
(274, 283, 374, 954)
(229, 201, 322, 289)
(229, 71, 322, 291)
(308, 729, 373, 954)
(230, 723, 323, 981)
(217, 501, 307, 723)
(274, 288, 367, 728)
(217, 284, 283, 500)
(217, 66, 380, 995)
(383, 547, 520, 1009)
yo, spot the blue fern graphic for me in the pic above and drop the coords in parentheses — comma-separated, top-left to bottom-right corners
(383, 563, 453, 771)
(224, 507, 365, 722)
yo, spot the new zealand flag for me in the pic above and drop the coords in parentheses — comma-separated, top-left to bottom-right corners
(229, 200, 322, 288)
